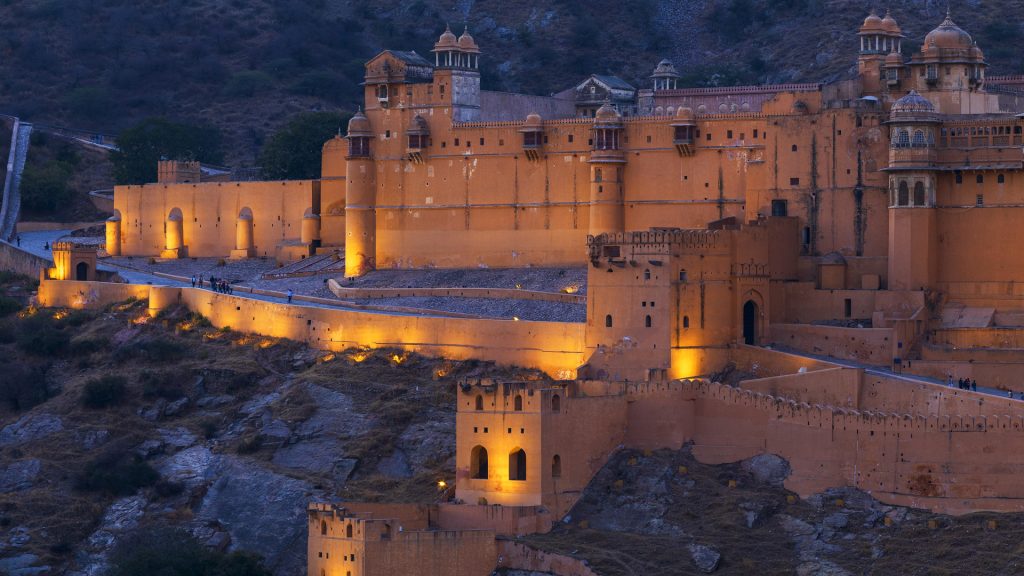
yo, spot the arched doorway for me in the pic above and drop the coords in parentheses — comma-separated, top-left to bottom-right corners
(75, 262, 89, 281)
(743, 300, 759, 345)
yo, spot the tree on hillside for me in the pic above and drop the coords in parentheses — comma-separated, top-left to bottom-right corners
(110, 118, 224, 185)
(106, 526, 272, 576)
(258, 111, 349, 180)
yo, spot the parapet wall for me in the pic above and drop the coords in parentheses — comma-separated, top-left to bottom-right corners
(328, 279, 584, 304)
(36, 279, 586, 378)
(686, 379, 1024, 514)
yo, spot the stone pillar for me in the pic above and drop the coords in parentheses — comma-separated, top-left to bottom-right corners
(230, 212, 254, 259)
(104, 215, 121, 256)
(301, 213, 321, 245)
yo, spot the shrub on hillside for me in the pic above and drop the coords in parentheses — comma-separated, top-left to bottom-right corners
(20, 162, 74, 213)
(82, 375, 127, 408)
(113, 336, 187, 363)
(0, 296, 21, 317)
(223, 70, 274, 98)
(77, 443, 158, 496)
(107, 526, 271, 576)
(139, 370, 188, 399)
(16, 315, 69, 356)
(0, 363, 51, 411)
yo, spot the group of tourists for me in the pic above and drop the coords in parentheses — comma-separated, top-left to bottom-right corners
(191, 274, 233, 294)
(956, 378, 977, 391)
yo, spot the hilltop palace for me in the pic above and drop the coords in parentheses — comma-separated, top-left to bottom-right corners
(36, 11, 1024, 576)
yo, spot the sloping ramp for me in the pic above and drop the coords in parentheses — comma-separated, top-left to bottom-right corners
(262, 251, 345, 279)
(1, 120, 32, 240)
(941, 303, 994, 328)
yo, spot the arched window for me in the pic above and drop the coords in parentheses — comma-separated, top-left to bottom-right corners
(645, 315, 652, 328)
(896, 129, 910, 148)
(514, 395, 523, 411)
(474, 395, 483, 411)
(509, 448, 527, 481)
(912, 130, 926, 147)
(683, 315, 690, 328)
(552, 455, 562, 478)
(471, 445, 488, 479)
(321, 520, 327, 535)
(897, 181, 909, 206)
(605, 314, 613, 328)
(913, 181, 926, 206)
(791, 144, 798, 152)
(551, 394, 560, 413)
(643, 269, 651, 280)
(594, 168, 602, 182)
(346, 524, 353, 538)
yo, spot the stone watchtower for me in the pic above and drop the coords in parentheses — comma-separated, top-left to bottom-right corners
(886, 91, 939, 291)
(588, 103, 626, 236)
(432, 25, 481, 123)
(857, 10, 903, 96)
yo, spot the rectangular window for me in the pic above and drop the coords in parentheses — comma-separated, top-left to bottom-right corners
(955, 172, 963, 184)
(977, 174, 984, 184)
(454, 138, 460, 146)
(844, 298, 852, 318)
(771, 199, 788, 217)
(706, 133, 712, 141)
(646, 135, 652, 143)
(998, 174, 1005, 183)
(480, 138, 485, 146)
(790, 177, 800, 186)
(753, 129, 759, 138)
(976, 194, 984, 206)
(568, 134, 574, 143)
(499, 139, 504, 146)
(727, 130, 733, 139)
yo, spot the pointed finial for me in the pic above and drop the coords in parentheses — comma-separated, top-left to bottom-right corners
(445, 22, 452, 32)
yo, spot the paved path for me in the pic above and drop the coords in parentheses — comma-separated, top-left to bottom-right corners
(769, 345, 1022, 402)
(17, 230, 452, 318)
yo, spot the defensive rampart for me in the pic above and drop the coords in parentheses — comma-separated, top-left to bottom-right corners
(36, 279, 586, 378)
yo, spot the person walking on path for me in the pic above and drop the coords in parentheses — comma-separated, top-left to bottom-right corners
(191, 275, 196, 288)
(15, 235, 20, 247)
(198, 274, 204, 289)
(971, 379, 978, 392)
(287, 289, 294, 303)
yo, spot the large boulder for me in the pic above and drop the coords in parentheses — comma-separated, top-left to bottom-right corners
(0, 414, 62, 447)
(741, 453, 791, 487)
(0, 459, 40, 493)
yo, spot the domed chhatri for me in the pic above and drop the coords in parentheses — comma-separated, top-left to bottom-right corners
(523, 112, 543, 129)
(594, 101, 621, 121)
(881, 10, 901, 35)
(346, 108, 372, 137)
(458, 27, 480, 53)
(434, 24, 458, 50)
(925, 10, 974, 49)
(860, 10, 884, 33)
(891, 90, 935, 114)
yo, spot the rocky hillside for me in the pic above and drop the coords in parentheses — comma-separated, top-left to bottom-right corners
(0, 1, 1018, 165)
(517, 447, 1024, 575)
(0, 272, 547, 575)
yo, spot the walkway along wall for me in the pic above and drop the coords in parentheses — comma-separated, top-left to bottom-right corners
(36, 279, 586, 378)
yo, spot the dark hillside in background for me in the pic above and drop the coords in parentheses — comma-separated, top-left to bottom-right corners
(0, 0, 1019, 165)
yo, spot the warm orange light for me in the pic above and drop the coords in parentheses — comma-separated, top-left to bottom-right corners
(390, 352, 409, 365)
(561, 284, 580, 294)
(437, 480, 447, 489)
(131, 315, 149, 325)
(349, 350, 371, 363)
(52, 309, 69, 320)
(258, 339, 275, 349)
(512, 316, 520, 321)
(18, 306, 37, 319)
(319, 352, 336, 363)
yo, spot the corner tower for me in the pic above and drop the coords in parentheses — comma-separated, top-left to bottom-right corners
(886, 91, 939, 291)
(344, 110, 376, 277)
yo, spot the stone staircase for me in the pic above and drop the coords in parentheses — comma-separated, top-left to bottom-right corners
(0, 119, 32, 240)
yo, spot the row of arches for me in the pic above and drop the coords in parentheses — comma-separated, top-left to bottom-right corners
(891, 128, 935, 148)
(320, 521, 354, 538)
(470, 446, 561, 480)
(473, 394, 561, 412)
(891, 179, 931, 207)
